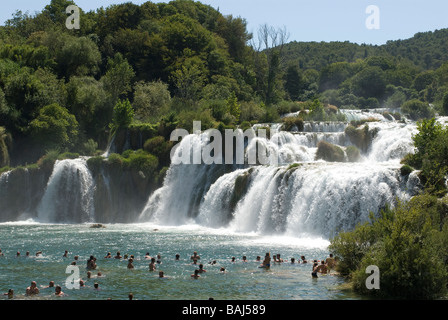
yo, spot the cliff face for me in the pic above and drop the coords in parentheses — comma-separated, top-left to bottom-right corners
(91, 162, 157, 223)
(0, 167, 52, 221)
(0, 159, 159, 223)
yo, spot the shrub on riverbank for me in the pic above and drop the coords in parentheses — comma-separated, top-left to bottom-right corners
(329, 195, 448, 299)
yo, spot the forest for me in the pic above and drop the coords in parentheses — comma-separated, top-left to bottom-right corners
(0, 0, 448, 171)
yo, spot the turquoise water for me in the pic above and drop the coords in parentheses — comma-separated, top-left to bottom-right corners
(0, 221, 360, 300)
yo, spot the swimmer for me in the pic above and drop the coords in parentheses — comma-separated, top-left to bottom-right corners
(291, 258, 296, 264)
(79, 280, 85, 287)
(325, 254, 335, 269)
(145, 252, 151, 260)
(316, 260, 328, 274)
(242, 256, 247, 262)
(260, 253, 271, 269)
(3, 289, 13, 299)
(311, 262, 319, 278)
(156, 254, 162, 264)
(129, 293, 134, 300)
(175, 254, 180, 260)
(35, 251, 42, 257)
(42, 281, 55, 289)
(114, 251, 122, 259)
(0, 249, 4, 256)
(198, 264, 206, 273)
(87, 255, 97, 270)
(97, 272, 104, 277)
(16, 251, 20, 257)
(149, 258, 157, 271)
(63, 250, 68, 258)
(190, 251, 200, 261)
(275, 254, 283, 262)
(158, 271, 166, 278)
(191, 269, 201, 279)
(220, 267, 226, 273)
(301, 256, 307, 263)
(231, 257, 236, 262)
(93, 283, 100, 290)
(55, 285, 64, 296)
(87, 271, 92, 279)
(104, 252, 112, 258)
(256, 256, 261, 262)
(127, 258, 135, 269)
(26, 251, 30, 257)
(26, 281, 40, 295)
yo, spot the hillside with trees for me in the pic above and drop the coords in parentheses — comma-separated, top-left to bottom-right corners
(0, 0, 447, 171)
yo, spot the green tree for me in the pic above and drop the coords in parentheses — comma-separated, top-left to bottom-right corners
(56, 36, 101, 80)
(133, 80, 171, 121)
(226, 91, 241, 123)
(29, 103, 79, 150)
(102, 53, 135, 103)
(284, 64, 303, 101)
(110, 99, 134, 132)
(170, 61, 205, 101)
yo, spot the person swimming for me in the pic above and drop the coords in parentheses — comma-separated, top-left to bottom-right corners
(26, 281, 39, 295)
(191, 269, 201, 279)
(3, 289, 13, 299)
(198, 264, 206, 273)
(127, 258, 135, 269)
(311, 262, 319, 278)
(260, 253, 271, 269)
(149, 257, 157, 271)
(55, 285, 64, 296)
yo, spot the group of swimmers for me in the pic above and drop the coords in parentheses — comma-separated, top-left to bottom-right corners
(258, 252, 337, 278)
(1, 248, 338, 299)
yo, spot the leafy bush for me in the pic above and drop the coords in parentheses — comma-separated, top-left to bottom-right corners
(281, 117, 304, 132)
(143, 136, 173, 167)
(36, 149, 60, 170)
(86, 156, 105, 173)
(330, 195, 448, 299)
(82, 139, 98, 156)
(315, 141, 345, 162)
(345, 124, 377, 153)
(400, 164, 414, 176)
(402, 118, 448, 194)
(58, 152, 79, 160)
(401, 99, 435, 120)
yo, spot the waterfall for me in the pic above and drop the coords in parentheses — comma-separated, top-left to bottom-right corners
(139, 133, 239, 225)
(36, 158, 95, 223)
(140, 117, 423, 238)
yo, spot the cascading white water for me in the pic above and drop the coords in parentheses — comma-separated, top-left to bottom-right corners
(140, 111, 423, 238)
(139, 134, 239, 225)
(36, 158, 95, 223)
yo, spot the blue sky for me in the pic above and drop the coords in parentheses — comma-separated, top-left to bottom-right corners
(1, 0, 447, 45)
